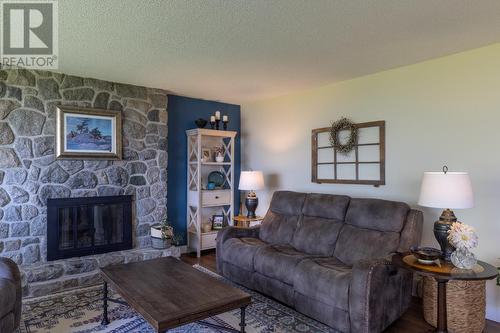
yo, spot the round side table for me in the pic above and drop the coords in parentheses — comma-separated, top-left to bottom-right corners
(233, 215, 264, 228)
(392, 253, 498, 333)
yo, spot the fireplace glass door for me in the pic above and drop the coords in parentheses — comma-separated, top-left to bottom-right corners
(47, 196, 133, 261)
(94, 204, 124, 246)
(58, 207, 74, 250)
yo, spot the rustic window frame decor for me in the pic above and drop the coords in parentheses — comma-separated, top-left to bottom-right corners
(311, 120, 385, 186)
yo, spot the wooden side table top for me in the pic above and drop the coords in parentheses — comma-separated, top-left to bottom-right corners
(233, 215, 264, 222)
(233, 215, 264, 228)
(392, 253, 498, 281)
(100, 257, 251, 332)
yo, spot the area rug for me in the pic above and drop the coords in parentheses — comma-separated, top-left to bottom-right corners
(18, 265, 338, 333)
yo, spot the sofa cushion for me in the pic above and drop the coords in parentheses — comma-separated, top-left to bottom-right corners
(268, 191, 307, 215)
(254, 245, 315, 285)
(334, 224, 400, 266)
(259, 191, 306, 245)
(222, 237, 268, 271)
(294, 257, 352, 310)
(291, 216, 343, 256)
(345, 198, 410, 232)
(0, 278, 16, 319)
(302, 193, 350, 220)
(259, 211, 300, 245)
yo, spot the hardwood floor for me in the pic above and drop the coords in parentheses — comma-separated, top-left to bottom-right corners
(181, 250, 500, 333)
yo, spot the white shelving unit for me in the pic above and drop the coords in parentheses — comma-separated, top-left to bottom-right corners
(186, 128, 237, 257)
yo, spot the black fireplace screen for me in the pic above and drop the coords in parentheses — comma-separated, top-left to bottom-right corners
(47, 195, 133, 261)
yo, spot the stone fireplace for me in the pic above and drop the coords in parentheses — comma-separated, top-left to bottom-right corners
(47, 195, 133, 261)
(0, 68, 179, 297)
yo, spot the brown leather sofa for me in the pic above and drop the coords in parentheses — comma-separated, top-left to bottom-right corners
(0, 257, 21, 333)
(217, 191, 423, 333)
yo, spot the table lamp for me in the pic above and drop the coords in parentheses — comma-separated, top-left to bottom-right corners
(418, 166, 474, 261)
(239, 171, 264, 218)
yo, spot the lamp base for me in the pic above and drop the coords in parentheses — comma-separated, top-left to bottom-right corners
(434, 209, 458, 261)
(245, 196, 258, 219)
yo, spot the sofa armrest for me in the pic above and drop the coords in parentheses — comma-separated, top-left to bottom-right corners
(0, 279, 16, 318)
(0, 257, 21, 329)
(217, 226, 260, 245)
(0, 258, 20, 282)
(349, 256, 412, 333)
(216, 226, 260, 274)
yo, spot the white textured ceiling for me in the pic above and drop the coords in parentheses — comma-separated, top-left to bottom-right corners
(58, 0, 500, 103)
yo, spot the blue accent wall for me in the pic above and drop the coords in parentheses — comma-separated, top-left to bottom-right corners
(167, 95, 241, 245)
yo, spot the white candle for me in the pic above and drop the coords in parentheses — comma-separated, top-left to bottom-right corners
(210, 116, 215, 122)
(223, 115, 228, 122)
(215, 111, 221, 120)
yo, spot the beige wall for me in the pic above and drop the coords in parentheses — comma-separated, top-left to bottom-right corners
(241, 43, 500, 321)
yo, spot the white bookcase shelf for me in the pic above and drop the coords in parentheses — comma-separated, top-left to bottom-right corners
(186, 128, 237, 257)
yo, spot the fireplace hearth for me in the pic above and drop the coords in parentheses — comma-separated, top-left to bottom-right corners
(47, 195, 133, 261)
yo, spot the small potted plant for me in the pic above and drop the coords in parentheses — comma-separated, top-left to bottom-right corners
(151, 217, 174, 249)
(214, 146, 224, 163)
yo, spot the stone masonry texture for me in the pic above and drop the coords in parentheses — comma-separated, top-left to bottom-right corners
(0, 68, 169, 268)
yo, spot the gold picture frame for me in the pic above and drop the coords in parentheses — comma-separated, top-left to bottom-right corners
(56, 106, 122, 160)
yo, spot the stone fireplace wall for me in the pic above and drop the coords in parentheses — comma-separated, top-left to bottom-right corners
(0, 68, 168, 266)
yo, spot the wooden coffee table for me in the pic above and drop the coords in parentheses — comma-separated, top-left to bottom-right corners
(99, 257, 251, 332)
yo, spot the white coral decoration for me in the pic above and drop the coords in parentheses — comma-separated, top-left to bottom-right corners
(447, 222, 478, 250)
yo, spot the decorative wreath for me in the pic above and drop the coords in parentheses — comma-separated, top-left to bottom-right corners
(329, 117, 358, 154)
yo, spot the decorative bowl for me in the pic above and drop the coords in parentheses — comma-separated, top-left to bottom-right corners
(195, 118, 207, 128)
(208, 171, 224, 187)
(410, 246, 442, 262)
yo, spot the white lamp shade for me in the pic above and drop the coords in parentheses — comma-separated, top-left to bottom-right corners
(418, 171, 474, 209)
(239, 171, 264, 191)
